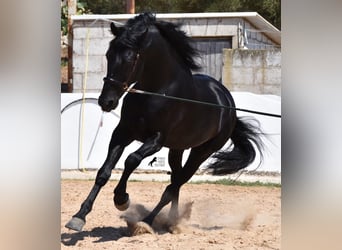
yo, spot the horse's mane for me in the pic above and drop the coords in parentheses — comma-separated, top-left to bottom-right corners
(121, 12, 201, 70)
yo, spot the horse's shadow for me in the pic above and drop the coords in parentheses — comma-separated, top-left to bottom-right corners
(61, 226, 129, 246)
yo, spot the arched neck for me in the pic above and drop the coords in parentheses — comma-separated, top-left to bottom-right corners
(136, 32, 192, 92)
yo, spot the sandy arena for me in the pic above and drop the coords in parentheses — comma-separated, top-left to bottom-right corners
(61, 177, 280, 249)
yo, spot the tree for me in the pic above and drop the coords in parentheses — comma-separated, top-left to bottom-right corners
(60, 1, 92, 36)
(82, 0, 125, 14)
(64, 0, 280, 31)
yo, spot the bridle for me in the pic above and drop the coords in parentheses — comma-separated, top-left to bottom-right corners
(102, 76, 129, 91)
(103, 53, 140, 91)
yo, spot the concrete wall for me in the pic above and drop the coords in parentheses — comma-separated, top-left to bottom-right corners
(72, 22, 111, 92)
(243, 21, 279, 50)
(222, 49, 281, 95)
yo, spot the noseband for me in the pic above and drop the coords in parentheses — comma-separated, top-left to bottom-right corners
(103, 53, 140, 91)
(103, 77, 129, 91)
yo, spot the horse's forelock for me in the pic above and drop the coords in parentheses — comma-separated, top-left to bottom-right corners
(127, 12, 156, 27)
(112, 13, 154, 50)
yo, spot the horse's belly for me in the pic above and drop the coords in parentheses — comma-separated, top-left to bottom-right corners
(163, 118, 221, 149)
(164, 137, 210, 149)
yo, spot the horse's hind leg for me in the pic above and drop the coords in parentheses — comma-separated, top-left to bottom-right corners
(113, 132, 163, 211)
(167, 149, 184, 221)
(143, 144, 217, 227)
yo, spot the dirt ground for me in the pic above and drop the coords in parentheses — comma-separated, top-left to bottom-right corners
(61, 180, 280, 249)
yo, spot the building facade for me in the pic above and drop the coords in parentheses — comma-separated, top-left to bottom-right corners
(70, 12, 281, 95)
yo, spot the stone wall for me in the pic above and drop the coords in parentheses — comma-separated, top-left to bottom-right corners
(222, 49, 281, 95)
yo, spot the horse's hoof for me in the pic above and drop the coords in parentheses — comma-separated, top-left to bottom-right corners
(65, 217, 85, 232)
(129, 221, 154, 236)
(115, 198, 130, 211)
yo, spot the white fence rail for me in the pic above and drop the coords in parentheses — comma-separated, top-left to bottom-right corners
(61, 92, 281, 173)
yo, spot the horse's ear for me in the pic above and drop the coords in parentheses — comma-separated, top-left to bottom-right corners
(110, 22, 123, 36)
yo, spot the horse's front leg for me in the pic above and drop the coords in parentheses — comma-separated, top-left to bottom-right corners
(113, 132, 163, 210)
(65, 127, 132, 231)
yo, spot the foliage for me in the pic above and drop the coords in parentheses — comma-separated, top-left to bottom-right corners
(235, 0, 281, 29)
(61, 3, 68, 35)
(61, 0, 280, 35)
(82, 0, 125, 14)
(61, 1, 92, 36)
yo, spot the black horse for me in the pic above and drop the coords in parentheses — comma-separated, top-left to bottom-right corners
(66, 13, 263, 232)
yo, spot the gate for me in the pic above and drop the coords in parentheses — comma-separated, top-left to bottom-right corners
(192, 37, 232, 82)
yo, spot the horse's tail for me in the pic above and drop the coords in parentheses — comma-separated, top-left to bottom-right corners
(209, 117, 264, 175)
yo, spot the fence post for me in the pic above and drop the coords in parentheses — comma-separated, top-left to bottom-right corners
(67, 0, 77, 92)
(126, 0, 135, 14)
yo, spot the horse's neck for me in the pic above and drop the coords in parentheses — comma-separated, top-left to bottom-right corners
(138, 32, 193, 92)
(140, 62, 190, 92)
(140, 52, 192, 92)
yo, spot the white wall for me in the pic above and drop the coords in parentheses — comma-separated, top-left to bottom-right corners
(61, 92, 281, 173)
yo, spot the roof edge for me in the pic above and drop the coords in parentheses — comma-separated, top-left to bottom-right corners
(71, 12, 280, 45)
(71, 12, 261, 21)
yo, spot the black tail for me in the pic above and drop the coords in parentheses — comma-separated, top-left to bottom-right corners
(209, 117, 264, 175)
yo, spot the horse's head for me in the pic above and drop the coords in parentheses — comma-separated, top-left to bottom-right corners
(98, 14, 154, 112)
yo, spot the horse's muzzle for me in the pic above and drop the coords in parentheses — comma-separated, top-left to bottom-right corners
(98, 97, 118, 112)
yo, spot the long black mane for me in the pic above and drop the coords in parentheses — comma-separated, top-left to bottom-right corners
(116, 12, 201, 70)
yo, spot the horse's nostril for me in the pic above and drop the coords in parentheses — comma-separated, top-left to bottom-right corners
(98, 98, 107, 108)
(98, 97, 118, 112)
(107, 100, 114, 107)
